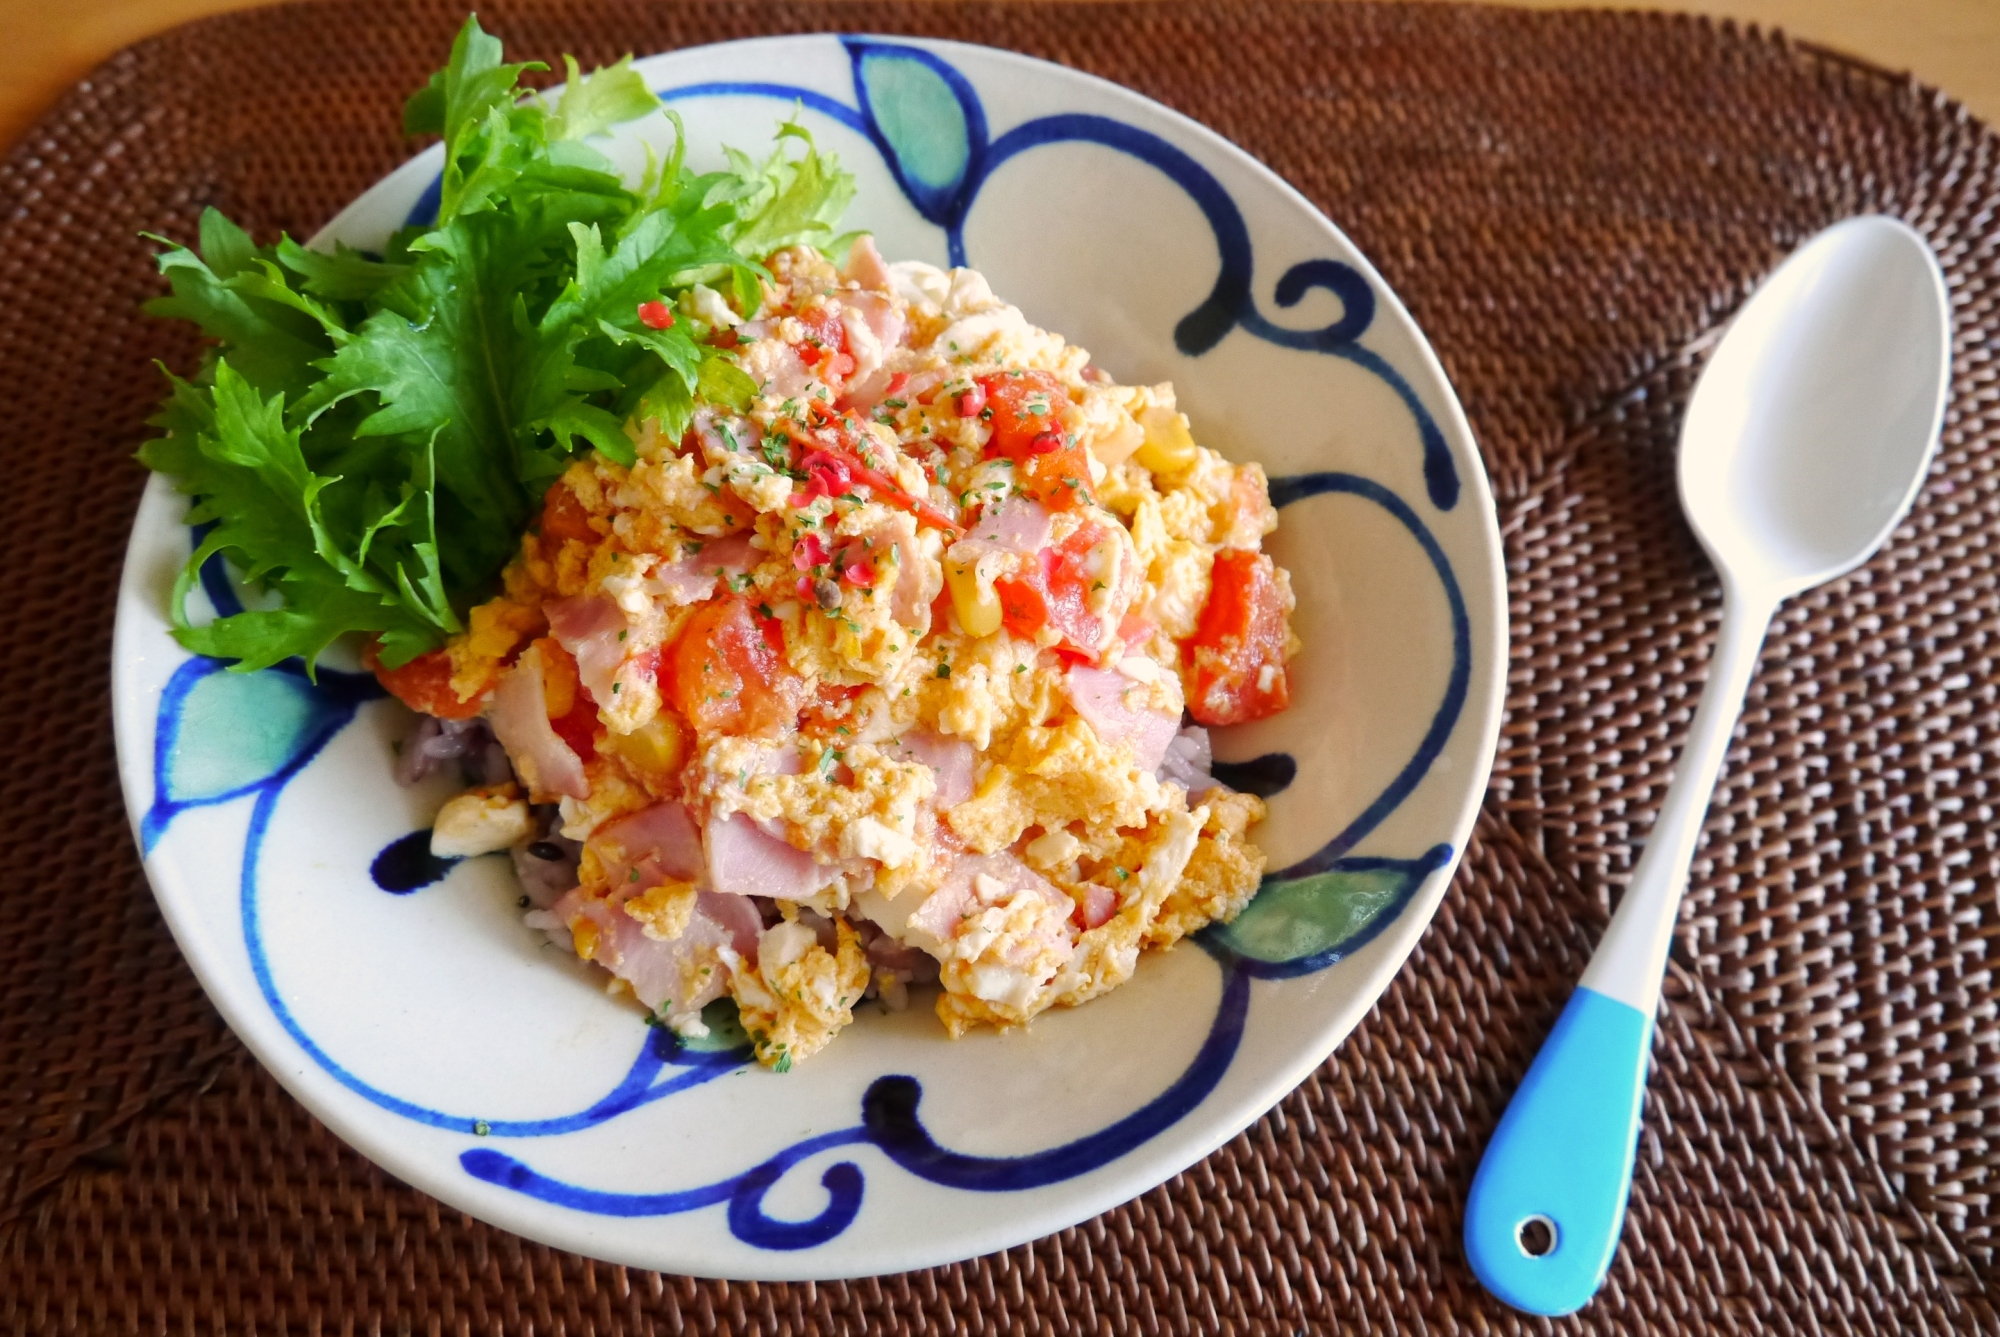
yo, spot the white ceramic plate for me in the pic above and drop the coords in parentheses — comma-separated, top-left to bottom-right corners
(112, 34, 1506, 1279)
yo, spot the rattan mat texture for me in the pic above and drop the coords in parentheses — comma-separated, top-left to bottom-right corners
(3, 0, 1998, 1330)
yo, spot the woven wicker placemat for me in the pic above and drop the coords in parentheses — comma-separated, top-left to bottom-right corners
(3, 0, 1998, 1330)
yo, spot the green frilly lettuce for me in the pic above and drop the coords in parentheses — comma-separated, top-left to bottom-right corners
(138, 15, 855, 672)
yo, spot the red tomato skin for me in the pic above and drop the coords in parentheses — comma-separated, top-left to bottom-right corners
(1018, 441, 1096, 511)
(550, 698, 599, 761)
(1182, 549, 1292, 726)
(665, 597, 806, 737)
(993, 524, 1112, 652)
(789, 304, 851, 384)
(791, 303, 848, 355)
(995, 569, 1050, 641)
(974, 371, 1068, 456)
(973, 372, 1093, 509)
(928, 584, 956, 632)
(366, 643, 486, 720)
(539, 483, 598, 547)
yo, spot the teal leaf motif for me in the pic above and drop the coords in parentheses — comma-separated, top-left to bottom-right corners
(1203, 845, 1453, 979)
(166, 665, 345, 801)
(848, 44, 985, 223)
(672, 997, 752, 1054)
(143, 654, 377, 853)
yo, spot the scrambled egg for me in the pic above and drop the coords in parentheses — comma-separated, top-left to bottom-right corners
(731, 918, 872, 1068)
(434, 240, 1297, 1066)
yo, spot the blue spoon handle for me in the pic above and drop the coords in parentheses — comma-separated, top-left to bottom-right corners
(1463, 986, 1653, 1317)
(1465, 589, 1775, 1316)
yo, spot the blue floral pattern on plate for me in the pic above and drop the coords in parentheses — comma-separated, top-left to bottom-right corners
(131, 36, 1494, 1266)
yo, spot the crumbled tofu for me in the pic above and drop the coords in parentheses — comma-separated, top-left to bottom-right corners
(430, 787, 532, 858)
(440, 252, 1294, 1070)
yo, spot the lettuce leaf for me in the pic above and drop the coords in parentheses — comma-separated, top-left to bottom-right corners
(139, 14, 857, 674)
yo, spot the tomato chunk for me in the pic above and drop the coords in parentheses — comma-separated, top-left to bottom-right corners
(791, 302, 848, 356)
(539, 482, 598, 547)
(665, 596, 808, 737)
(1182, 550, 1292, 725)
(1018, 439, 1095, 511)
(537, 637, 599, 761)
(975, 371, 1067, 455)
(365, 642, 485, 720)
(994, 521, 1117, 654)
(787, 302, 852, 385)
(975, 372, 1092, 510)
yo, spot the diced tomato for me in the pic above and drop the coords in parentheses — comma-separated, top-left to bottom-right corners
(975, 372, 1092, 509)
(929, 583, 956, 632)
(788, 303, 852, 385)
(995, 569, 1051, 640)
(975, 371, 1067, 455)
(664, 596, 808, 737)
(636, 300, 676, 330)
(956, 382, 986, 418)
(1219, 468, 1277, 544)
(791, 303, 847, 355)
(365, 642, 486, 720)
(539, 483, 598, 547)
(1182, 550, 1292, 726)
(1018, 440, 1095, 511)
(549, 697, 598, 761)
(1118, 612, 1156, 647)
(994, 521, 1115, 654)
(801, 680, 867, 732)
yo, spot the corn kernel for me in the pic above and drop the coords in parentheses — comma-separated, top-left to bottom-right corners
(608, 710, 687, 781)
(1135, 405, 1198, 474)
(946, 557, 1003, 637)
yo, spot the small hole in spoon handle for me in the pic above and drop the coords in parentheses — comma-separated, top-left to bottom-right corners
(1515, 1215, 1557, 1257)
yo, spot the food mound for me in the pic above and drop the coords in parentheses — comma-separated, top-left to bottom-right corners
(401, 241, 1300, 1067)
(135, 21, 1299, 1070)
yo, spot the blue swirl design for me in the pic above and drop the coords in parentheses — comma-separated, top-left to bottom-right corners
(140, 37, 1481, 1253)
(846, 42, 987, 223)
(141, 536, 757, 1135)
(1262, 473, 1472, 875)
(139, 526, 384, 853)
(141, 655, 376, 853)
(240, 768, 753, 1132)
(403, 45, 1457, 509)
(370, 828, 460, 892)
(461, 966, 1250, 1246)
(639, 38, 1458, 511)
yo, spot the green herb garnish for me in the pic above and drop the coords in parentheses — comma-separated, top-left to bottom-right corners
(138, 16, 856, 674)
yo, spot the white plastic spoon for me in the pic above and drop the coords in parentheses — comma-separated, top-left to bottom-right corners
(1463, 215, 1952, 1317)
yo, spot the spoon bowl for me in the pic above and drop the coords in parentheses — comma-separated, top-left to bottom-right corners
(1465, 214, 1951, 1317)
(1681, 215, 1952, 596)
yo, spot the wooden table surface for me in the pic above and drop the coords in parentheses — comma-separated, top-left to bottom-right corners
(3, 0, 1996, 153)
